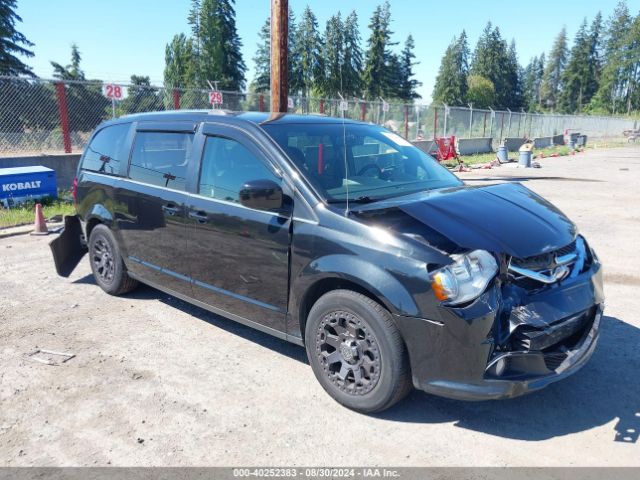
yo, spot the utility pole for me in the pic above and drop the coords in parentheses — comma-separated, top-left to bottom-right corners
(270, 0, 288, 113)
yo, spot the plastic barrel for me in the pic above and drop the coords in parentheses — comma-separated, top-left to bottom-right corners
(497, 145, 508, 163)
(519, 151, 532, 167)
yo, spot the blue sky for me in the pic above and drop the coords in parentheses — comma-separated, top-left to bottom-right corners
(16, 0, 640, 101)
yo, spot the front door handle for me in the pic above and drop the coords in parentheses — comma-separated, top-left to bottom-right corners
(188, 210, 208, 223)
(162, 203, 181, 216)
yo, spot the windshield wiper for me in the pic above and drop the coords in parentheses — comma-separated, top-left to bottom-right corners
(327, 195, 376, 204)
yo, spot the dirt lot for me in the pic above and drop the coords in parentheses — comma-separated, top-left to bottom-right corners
(1, 146, 639, 466)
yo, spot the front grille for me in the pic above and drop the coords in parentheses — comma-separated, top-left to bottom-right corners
(555, 240, 577, 257)
(511, 239, 576, 271)
(508, 239, 582, 291)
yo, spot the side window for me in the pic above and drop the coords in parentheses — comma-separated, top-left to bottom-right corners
(199, 136, 279, 203)
(81, 123, 131, 175)
(129, 131, 193, 191)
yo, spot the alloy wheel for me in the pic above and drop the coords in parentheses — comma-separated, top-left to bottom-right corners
(92, 237, 115, 284)
(315, 310, 381, 395)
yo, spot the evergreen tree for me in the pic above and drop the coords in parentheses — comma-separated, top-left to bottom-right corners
(287, 8, 303, 96)
(163, 33, 197, 88)
(623, 12, 640, 112)
(384, 52, 403, 99)
(118, 75, 164, 114)
(50, 45, 108, 130)
(470, 23, 518, 108)
(506, 39, 524, 109)
(293, 6, 322, 98)
(252, 8, 300, 95)
(541, 27, 568, 110)
(0, 0, 34, 76)
(559, 15, 603, 112)
(342, 11, 363, 97)
(397, 35, 421, 100)
(589, 12, 605, 95)
(432, 31, 469, 105)
(251, 18, 271, 93)
(591, 1, 633, 112)
(559, 20, 590, 112)
(535, 53, 546, 109)
(522, 54, 545, 111)
(522, 56, 538, 110)
(186, 0, 246, 90)
(320, 13, 344, 98)
(187, 0, 202, 83)
(362, 2, 395, 99)
(51, 43, 84, 80)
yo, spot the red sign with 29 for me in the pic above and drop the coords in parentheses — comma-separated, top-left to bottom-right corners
(209, 91, 223, 105)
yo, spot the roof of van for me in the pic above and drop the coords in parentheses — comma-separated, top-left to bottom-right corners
(113, 110, 363, 126)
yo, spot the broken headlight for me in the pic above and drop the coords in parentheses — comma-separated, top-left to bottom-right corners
(430, 250, 498, 305)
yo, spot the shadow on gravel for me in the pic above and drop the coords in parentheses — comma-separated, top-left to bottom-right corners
(73, 275, 638, 442)
(123, 283, 308, 365)
(376, 315, 640, 442)
(72, 273, 98, 285)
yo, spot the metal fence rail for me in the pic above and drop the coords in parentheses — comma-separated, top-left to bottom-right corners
(0, 75, 637, 157)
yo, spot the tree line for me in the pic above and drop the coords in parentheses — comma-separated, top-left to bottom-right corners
(433, 1, 640, 114)
(164, 0, 422, 101)
(2, 0, 640, 116)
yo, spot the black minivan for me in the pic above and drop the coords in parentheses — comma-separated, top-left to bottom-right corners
(51, 111, 604, 412)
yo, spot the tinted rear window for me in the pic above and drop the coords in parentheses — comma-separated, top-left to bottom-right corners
(81, 123, 131, 175)
(128, 131, 194, 191)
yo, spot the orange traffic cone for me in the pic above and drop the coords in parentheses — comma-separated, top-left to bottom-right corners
(30, 203, 49, 236)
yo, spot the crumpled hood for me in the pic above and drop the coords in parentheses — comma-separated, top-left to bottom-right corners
(354, 182, 577, 259)
(400, 182, 577, 258)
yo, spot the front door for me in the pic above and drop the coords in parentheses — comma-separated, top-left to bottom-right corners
(185, 125, 291, 333)
(116, 123, 196, 296)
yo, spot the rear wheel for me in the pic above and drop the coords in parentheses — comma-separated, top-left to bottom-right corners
(88, 224, 138, 295)
(305, 289, 412, 413)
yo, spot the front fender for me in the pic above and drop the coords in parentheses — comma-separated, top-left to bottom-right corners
(288, 253, 425, 341)
(308, 254, 420, 315)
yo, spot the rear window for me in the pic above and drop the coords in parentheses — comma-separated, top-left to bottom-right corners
(128, 131, 194, 191)
(81, 123, 131, 175)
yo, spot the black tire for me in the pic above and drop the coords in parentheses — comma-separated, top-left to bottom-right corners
(88, 224, 138, 295)
(305, 289, 412, 413)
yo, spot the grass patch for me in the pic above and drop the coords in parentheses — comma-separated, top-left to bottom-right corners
(0, 193, 75, 228)
(442, 142, 610, 168)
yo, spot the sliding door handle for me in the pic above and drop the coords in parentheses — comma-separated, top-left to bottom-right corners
(162, 203, 181, 216)
(188, 210, 208, 223)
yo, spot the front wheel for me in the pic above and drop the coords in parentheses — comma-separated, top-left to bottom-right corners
(88, 224, 138, 295)
(305, 289, 412, 413)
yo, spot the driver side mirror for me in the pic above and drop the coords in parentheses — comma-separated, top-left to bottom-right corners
(239, 179, 283, 211)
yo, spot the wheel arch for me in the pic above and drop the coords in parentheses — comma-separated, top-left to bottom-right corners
(84, 204, 114, 239)
(294, 255, 420, 342)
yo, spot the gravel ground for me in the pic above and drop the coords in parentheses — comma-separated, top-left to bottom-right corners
(0, 146, 639, 466)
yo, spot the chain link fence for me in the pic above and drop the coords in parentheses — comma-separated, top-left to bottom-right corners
(1, 75, 637, 157)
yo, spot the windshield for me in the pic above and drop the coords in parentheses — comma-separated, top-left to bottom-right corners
(261, 122, 462, 202)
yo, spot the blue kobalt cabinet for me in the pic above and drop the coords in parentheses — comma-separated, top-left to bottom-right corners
(0, 166, 57, 207)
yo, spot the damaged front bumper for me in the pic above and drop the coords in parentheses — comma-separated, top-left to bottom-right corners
(394, 260, 604, 401)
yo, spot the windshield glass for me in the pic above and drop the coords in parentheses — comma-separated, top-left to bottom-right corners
(261, 122, 462, 202)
